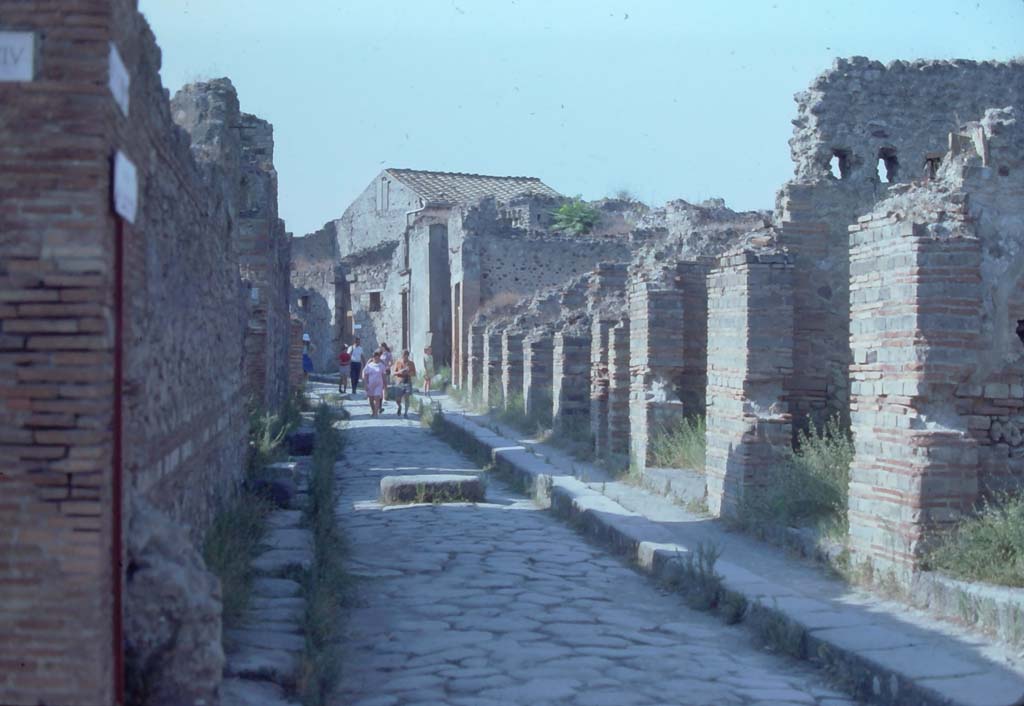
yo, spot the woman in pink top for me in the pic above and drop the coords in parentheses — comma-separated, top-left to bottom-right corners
(362, 350, 386, 417)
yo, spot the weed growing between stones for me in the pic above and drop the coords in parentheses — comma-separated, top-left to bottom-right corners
(661, 542, 747, 625)
(738, 416, 853, 537)
(649, 415, 706, 472)
(495, 392, 549, 436)
(545, 415, 596, 462)
(202, 491, 273, 630)
(925, 491, 1024, 587)
(247, 393, 302, 475)
(297, 403, 351, 706)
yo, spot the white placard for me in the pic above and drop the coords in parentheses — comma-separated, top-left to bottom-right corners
(113, 151, 138, 223)
(108, 43, 130, 116)
(353, 324, 363, 330)
(0, 31, 34, 82)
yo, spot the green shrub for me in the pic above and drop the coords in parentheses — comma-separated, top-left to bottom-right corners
(927, 493, 1024, 587)
(496, 392, 551, 435)
(203, 491, 273, 629)
(741, 416, 853, 534)
(551, 197, 602, 235)
(649, 415, 706, 471)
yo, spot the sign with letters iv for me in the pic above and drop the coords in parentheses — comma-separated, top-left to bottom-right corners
(0, 31, 34, 81)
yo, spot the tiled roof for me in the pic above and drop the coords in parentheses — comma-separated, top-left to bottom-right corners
(385, 168, 562, 206)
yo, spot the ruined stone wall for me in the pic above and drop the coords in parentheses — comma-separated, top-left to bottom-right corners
(0, 5, 119, 701)
(291, 225, 338, 370)
(705, 249, 795, 519)
(172, 85, 292, 411)
(336, 240, 403, 356)
(779, 58, 1024, 427)
(0, 2, 258, 702)
(848, 109, 1024, 574)
(333, 172, 421, 257)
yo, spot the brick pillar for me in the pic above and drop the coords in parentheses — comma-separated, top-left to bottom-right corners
(523, 330, 554, 425)
(466, 324, 484, 401)
(628, 270, 687, 469)
(590, 319, 615, 457)
(482, 329, 503, 407)
(501, 331, 525, 408)
(847, 217, 981, 577)
(705, 251, 795, 519)
(608, 320, 631, 457)
(553, 331, 592, 430)
(289, 317, 305, 390)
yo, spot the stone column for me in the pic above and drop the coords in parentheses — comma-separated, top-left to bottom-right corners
(523, 330, 554, 425)
(590, 319, 616, 458)
(501, 331, 526, 409)
(482, 329, 504, 407)
(628, 268, 687, 470)
(705, 250, 795, 519)
(847, 216, 981, 577)
(553, 331, 592, 431)
(608, 319, 631, 457)
(466, 323, 485, 402)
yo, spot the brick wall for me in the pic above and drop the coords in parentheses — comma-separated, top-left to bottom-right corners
(705, 250, 795, 519)
(523, 329, 554, 423)
(0, 3, 118, 701)
(482, 329, 503, 407)
(501, 331, 525, 408)
(553, 332, 592, 429)
(608, 320, 632, 457)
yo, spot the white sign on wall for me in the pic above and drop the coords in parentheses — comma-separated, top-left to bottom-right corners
(353, 324, 363, 330)
(113, 151, 138, 223)
(0, 31, 34, 82)
(108, 43, 130, 116)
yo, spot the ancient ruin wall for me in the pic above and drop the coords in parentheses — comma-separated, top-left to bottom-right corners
(847, 109, 1024, 573)
(0, 2, 270, 703)
(291, 225, 339, 370)
(790, 58, 1024, 183)
(780, 58, 1024, 426)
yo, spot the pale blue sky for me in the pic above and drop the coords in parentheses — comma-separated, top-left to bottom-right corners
(139, 0, 1023, 237)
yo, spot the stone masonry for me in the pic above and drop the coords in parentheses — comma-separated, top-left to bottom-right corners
(705, 248, 795, 519)
(0, 4, 293, 703)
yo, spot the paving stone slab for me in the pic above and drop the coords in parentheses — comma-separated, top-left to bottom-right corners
(425, 393, 1024, 706)
(251, 547, 313, 574)
(251, 576, 301, 598)
(221, 678, 297, 706)
(225, 644, 298, 683)
(380, 473, 484, 504)
(226, 627, 305, 653)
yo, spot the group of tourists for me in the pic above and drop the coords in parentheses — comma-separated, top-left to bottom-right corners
(301, 332, 434, 419)
(337, 337, 424, 418)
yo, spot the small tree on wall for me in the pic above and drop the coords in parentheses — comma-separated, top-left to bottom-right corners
(551, 197, 602, 235)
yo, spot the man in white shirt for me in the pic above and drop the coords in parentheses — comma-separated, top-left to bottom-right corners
(348, 338, 364, 394)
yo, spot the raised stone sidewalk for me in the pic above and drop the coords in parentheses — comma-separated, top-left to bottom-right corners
(421, 393, 1024, 706)
(221, 460, 312, 706)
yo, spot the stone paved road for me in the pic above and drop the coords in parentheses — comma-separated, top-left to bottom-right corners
(332, 397, 859, 706)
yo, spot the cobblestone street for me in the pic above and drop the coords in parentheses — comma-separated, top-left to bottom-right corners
(333, 397, 858, 706)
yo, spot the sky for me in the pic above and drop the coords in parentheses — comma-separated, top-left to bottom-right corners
(138, 0, 1024, 237)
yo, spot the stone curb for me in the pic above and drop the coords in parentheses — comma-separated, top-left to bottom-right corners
(425, 400, 1024, 706)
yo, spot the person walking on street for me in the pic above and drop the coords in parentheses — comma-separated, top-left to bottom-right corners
(422, 344, 433, 396)
(362, 350, 386, 417)
(380, 343, 394, 404)
(392, 349, 417, 418)
(348, 337, 364, 394)
(338, 345, 352, 393)
(302, 333, 315, 383)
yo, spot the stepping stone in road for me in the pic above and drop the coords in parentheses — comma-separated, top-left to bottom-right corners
(380, 474, 485, 505)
